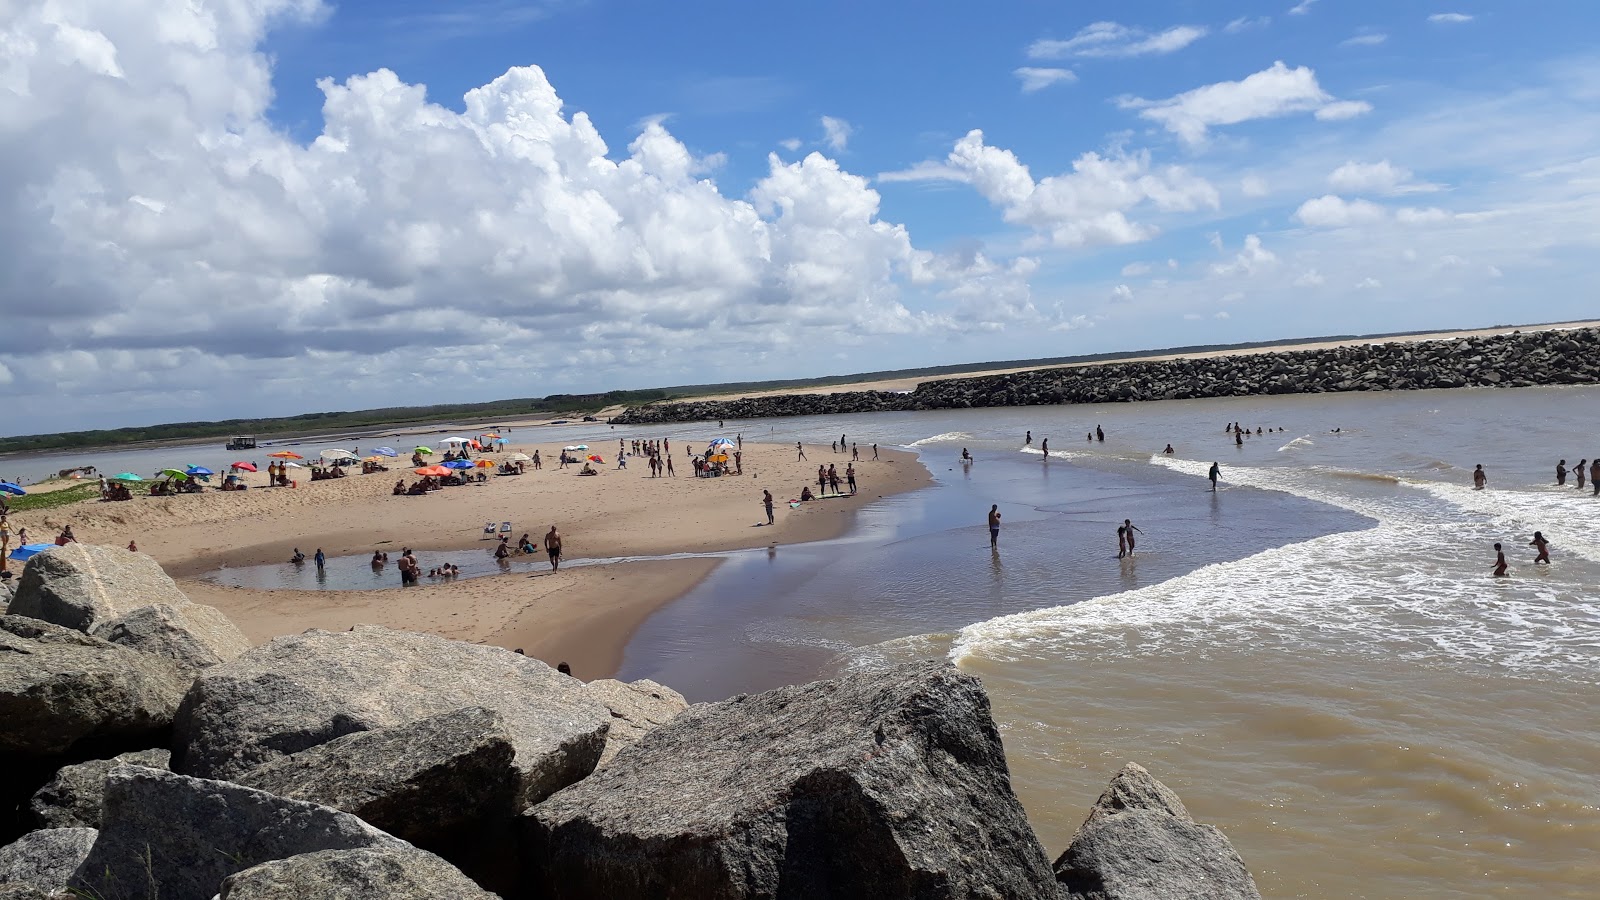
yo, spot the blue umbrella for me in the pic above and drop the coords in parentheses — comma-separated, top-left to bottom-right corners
(442, 459, 474, 470)
(492, 438, 509, 445)
(372, 447, 399, 457)
(0, 482, 25, 496)
(186, 466, 214, 477)
(9, 543, 53, 561)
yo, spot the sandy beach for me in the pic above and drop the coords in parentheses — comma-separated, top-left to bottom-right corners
(10, 440, 929, 678)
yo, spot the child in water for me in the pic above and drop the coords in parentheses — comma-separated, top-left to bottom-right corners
(1492, 543, 1508, 577)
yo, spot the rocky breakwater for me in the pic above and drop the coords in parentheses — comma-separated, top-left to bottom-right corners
(612, 326, 1600, 423)
(1, 543, 1261, 899)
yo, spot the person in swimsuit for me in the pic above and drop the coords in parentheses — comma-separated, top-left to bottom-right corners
(1116, 524, 1127, 559)
(1473, 465, 1487, 490)
(1591, 458, 1600, 494)
(1557, 460, 1568, 485)
(1122, 519, 1143, 554)
(763, 489, 774, 525)
(987, 504, 1001, 549)
(1040, 438, 1048, 457)
(1025, 431, 1032, 446)
(544, 525, 563, 572)
(1492, 542, 1508, 577)
(1208, 462, 1221, 491)
(1163, 444, 1174, 454)
(796, 442, 807, 461)
(1529, 531, 1550, 565)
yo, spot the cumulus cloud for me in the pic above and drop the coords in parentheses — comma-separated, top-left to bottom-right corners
(821, 115, 852, 151)
(1014, 67, 1076, 92)
(1240, 175, 1270, 197)
(1328, 160, 1441, 194)
(1119, 61, 1369, 145)
(1293, 269, 1326, 287)
(1314, 100, 1374, 121)
(0, 0, 1032, 423)
(1210, 234, 1278, 276)
(880, 130, 1219, 248)
(1429, 13, 1474, 24)
(1294, 195, 1389, 227)
(779, 137, 802, 151)
(1028, 22, 1207, 60)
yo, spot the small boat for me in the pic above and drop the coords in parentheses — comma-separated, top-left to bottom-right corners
(225, 435, 258, 451)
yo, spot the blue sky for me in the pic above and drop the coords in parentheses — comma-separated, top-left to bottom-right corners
(3, 1, 1598, 430)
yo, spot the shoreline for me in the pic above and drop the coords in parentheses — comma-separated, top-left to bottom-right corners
(17, 441, 932, 678)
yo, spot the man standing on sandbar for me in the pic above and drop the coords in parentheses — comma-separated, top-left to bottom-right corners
(544, 526, 563, 573)
(988, 504, 1001, 549)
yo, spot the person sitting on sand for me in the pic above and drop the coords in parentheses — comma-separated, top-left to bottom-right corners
(579, 463, 598, 475)
(494, 539, 510, 560)
(520, 534, 537, 554)
(800, 486, 815, 502)
(55, 525, 76, 545)
(127, 539, 137, 552)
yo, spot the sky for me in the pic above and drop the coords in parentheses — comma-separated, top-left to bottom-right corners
(3, 0, 1599, 432)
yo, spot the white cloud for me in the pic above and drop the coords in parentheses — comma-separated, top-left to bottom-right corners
(1355, 277, 1382, 289)
(1225, 16, 1271, 33)
(1111, 284, 1134, 302)
(1121, 262, 1152, 277)
(1014, 67, 1077, 92)
(1288, 0, 1319, 15)
(1211, 234, 1278, 276)
(1314, 100, 1374, 121)
(1429, 13, 1474, 24)
(779, 137, 802, 151)
(821, 116, 852, 151)
(1120, 61, 1369, 145)
(1395, 206, 1451, 225)
(1293, 269, 1326, 287)
(880, 130, 1219, 248)
(1240, 175, 1270, 197)
(1328, 160, 1441, 194)
(1214, 310, 1231, 319)
(1341, 32, 1388, 48)
(1029, 22, 1207, 60)
(1293, 195, 1388, 227)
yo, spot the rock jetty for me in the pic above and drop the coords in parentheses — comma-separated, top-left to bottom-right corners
(0, 544, 1262, 898)
(612, 326, 1600, 424)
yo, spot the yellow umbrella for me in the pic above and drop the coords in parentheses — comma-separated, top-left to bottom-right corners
(709, 453, 729, 463)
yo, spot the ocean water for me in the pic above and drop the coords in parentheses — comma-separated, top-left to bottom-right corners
(613, 385, 1600, 898)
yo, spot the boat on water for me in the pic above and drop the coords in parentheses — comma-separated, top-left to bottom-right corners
(225, 435, 258, 451)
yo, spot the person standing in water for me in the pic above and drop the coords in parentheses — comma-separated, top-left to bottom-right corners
(1096, 425, 1104, 442)
(1208, 461, 1221, 491)
(987, 504, 1001, 549)
(1122, 519, 1143, 554)
(1557, 460, 1568, 486)
(1116, 524, 1127, 559)
(1492, 542, 1508, 577)
(1025, 430, 1032, 446)
(1040, 438, 1048, 457)
(1235, 430, 1243, 447)
(1473, 465, 1487, 490)
(544, 526, 563, 572)
(314, 548, 325, 569)
(1529, 531, 1551, 565)
(1576, 459, 1588, 490)
(1590, 457, 1600, 494)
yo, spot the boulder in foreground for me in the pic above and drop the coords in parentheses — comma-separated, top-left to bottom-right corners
(237, 706, 517, 845)
(8, 545, 190, 632)
(1054, 763, 1261, 900)
(174, 626, 611, 807)
(218, 847, 496, 899)
(0, 827, 97, 895)
(0, 616, 185, 757)
(525, 660, 1062, 900)
(91, 601, 250, 672)
(70, 765, 405, 900)
(583, 678, 688, 766)
(30, 748, 171, 828)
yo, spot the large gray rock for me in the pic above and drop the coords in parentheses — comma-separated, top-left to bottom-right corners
(8, 545, 189, 632)
(30, 749, 171, 828)
(0, 828, 96, 893)
(174, 626, 611, 807)
(69, 766, 406, 900)
(0, 616, 185, 757)
(1054, 763, 1261, 900)
(91, 602, 250, 672)
(0, 884, 55, 900)
(525, 660, 1062, 900)
(218, 847, 496, 899)
(584, 678, 687, 766)
(236, 707, 517, 845)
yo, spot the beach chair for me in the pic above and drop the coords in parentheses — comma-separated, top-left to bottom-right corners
(499, 521, 512, 534)
(483, 521, 497, 536)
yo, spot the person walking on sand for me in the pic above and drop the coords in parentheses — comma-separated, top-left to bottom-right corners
(828, 464, 841, 497)
(1492, 542, 1508, 577)
(988, 504, 1002, 549)
(666, 454, 676, 477)
(1473, 464, 1487, 490)
(1208, 461, 1221, 491)
(872, 443, 879, 460)
(544, 526, 563, 573)
(846, 463, 857, 494)
(763, 489, 775, 525)
(1529, 531, 1551, 565)
(851, 443, 859, 461)
(1123, 519, 1143, 555)
(1557, 460, 1568, 486)
(797, 442, 807, 461)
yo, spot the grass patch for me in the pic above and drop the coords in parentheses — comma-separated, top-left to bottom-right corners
(6, 482, 103, 513)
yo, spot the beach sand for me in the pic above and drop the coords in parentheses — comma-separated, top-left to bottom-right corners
(14, 441, 929, 677)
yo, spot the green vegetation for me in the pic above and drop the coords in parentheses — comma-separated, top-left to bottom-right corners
(5, 481, 102, 513)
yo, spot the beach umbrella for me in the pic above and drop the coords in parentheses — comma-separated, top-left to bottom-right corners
(507, 453, 531, 462)
(8, 543, 53, 562)
(708, 438, 734, 448)
(442, 459, 473, 470)
(319, 449, 358, 461)
(284, 462, 304, 468)
(267, 451, 303, 460)
(586, 454, 604, 463)
(186, 466, 214, 477)
(492, 437, 509, 445)
(439, 436, 470, 445)
(415, 465, 450, 476)
(475, 459, 495, 468)
(372, 447, 398, 457)
(482, 433, 501, 439)
(363, 456, 385, 463)
(158, 469, 189, 480)
(113, 472, 144, 481)
(414, 446, 433, 455)
(230, 462, 257, 472)
(0, 482, 26, 496)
